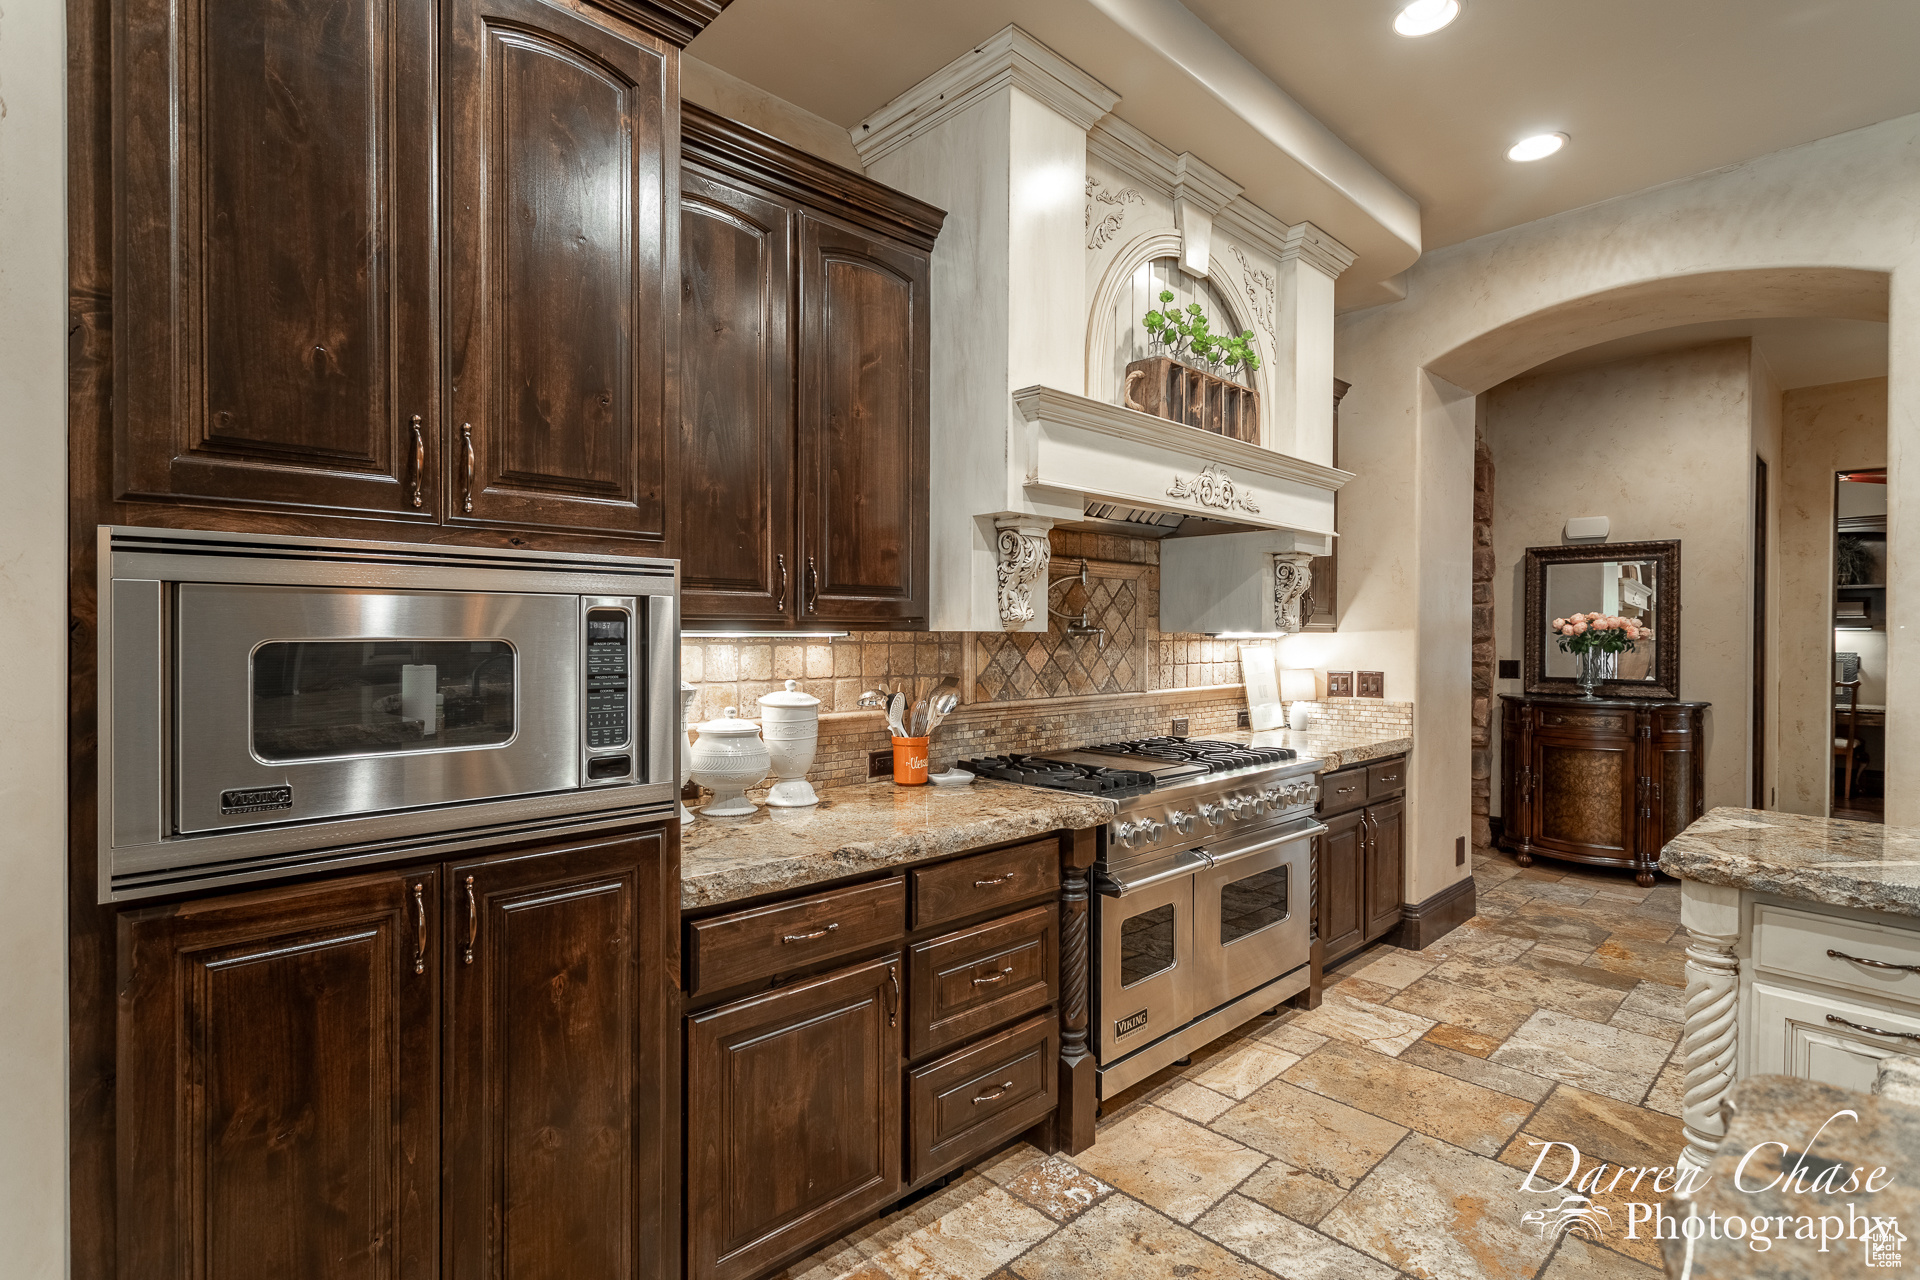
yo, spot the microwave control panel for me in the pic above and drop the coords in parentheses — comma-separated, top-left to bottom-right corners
(584, 609, 632, 751)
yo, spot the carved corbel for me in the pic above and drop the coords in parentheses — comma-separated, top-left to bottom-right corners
(1271, 551, 1317, 633)
(994, 518, 1053, 631)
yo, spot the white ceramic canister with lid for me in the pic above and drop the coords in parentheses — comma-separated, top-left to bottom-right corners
(687, 707, 770, 817)
(757, 679, 820, 807)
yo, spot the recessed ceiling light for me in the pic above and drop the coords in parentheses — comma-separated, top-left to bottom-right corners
(1394, 0, 1460, 37)
(1507, 132, 1568, 162)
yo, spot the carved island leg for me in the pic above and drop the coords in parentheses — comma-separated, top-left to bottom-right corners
(1677, 881, 1742, 1178)
(1050, 826, 1099, 1156)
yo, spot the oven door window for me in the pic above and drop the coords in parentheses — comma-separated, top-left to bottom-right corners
(251, 640, 516, 762)
(1219, 864, 1289, 945)
(1120, 903, 1179, 987)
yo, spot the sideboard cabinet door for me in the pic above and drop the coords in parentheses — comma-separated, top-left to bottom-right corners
(114, 0, 439, 518)
(444, 0, 671, 538)
(796, 214, 930, 626)
(117, 871, 439, 1280)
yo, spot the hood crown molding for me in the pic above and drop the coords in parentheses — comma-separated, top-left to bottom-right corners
(851, 25, 1119, 167)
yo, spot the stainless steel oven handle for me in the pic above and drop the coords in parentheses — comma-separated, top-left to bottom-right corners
(1095, 849, 1212, 897)
(1201, 821, 1328, 870)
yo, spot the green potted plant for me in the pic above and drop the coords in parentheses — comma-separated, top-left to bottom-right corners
(1124, 290, 1262, 442)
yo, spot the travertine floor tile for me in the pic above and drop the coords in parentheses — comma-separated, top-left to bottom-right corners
(1286, 987, 1437, 1056)
(1508, 1084, 1686, 1170)
(1490, 1012, 1670, 1104)
(1190, 1041, 1302, 1100)
(1606, 1007, 1680, 1044)
(1009, 1195, 1269, 1280)
(1428, 952, 1635, 1022)
(858, 1184, 1056, 1280)
(1333, 947, 1438, 991)
(1493, 902, 1615, 949)
(1619, 979, 1684, 1023)
(1001, 1156, 1110, 1224)
(1210, 1079, 1408, 1188)
(1400, 1038, 1555, 1102)
(1586, 937, 1689, 988)
(1254, 1017, 1330, 1058)
(1068, 1105, 1267, 1223)
(1282, 1039, 1535, 1156)
(1320, 1132, 1559, 1280)
(1422, 1022, 1506, 1058)
(1389, 976, 1537, 1040)
(1537, 1235, 1663, 1278)
(1236, 1159, 1348, 1226)
(1194, 1193, 1402, 1279)
(1158, 1080, 1239, 1124)
(1641, 1060, 1685, 1118)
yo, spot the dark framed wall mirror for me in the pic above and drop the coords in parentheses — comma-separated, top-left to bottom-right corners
(1522, 539, 1682, 700)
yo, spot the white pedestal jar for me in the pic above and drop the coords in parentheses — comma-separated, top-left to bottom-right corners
(759, 680, 820, 807)
(688, 708, 769, 818)
(679, 683, 698, 824)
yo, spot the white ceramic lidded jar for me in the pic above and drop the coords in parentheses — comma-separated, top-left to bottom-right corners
(687, 707, 769, 817)
(757, 679, 820, 808)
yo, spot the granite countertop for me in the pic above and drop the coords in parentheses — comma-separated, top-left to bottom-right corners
(679, 778, 1113, 910)
(1218, 725, 1413, 772)
(1658, 807, 1920, 917)
(1664, 1073, 1920, 1277)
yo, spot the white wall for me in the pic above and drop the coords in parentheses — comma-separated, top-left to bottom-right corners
(1325, 113, 1920, 911)
(1486, 340, 1759, 815)
(0, 0, 71, 1273)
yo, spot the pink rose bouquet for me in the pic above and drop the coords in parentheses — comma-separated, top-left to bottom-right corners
(1550, 612, 1644, 657)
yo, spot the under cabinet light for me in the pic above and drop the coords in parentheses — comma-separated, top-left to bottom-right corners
(682, 631, 851, 640)
(1393, 0, 1460, 36)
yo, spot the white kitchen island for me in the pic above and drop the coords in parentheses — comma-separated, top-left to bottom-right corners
(1659, 807, 1920, 1171)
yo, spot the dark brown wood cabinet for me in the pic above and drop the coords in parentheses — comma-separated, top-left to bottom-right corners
(686, 954, 904, 1280)
(676, 107, 943, 630)
(444, 0, 671, 537)
(1499, 694, 1709, 885)
(115, 828, 676, 1280)
(1313, 755, 1407, 967)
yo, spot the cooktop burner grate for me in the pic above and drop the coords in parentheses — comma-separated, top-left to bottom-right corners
(954, 755, 1157, 797)
(1080, 737, 1296, 772)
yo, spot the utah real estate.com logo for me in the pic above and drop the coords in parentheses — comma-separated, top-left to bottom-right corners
(1516, 1109, 1906, 1268)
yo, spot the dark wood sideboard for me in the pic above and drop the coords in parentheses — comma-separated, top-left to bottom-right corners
(1498, 695, 1709, 885)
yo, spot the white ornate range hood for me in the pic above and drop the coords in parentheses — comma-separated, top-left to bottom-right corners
(853, 27, 1354, 632)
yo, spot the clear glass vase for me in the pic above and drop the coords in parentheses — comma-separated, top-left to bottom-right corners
(1576, 647, 1616, 698)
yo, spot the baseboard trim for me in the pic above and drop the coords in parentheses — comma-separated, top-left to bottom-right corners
(1384, 875, 1476, 951)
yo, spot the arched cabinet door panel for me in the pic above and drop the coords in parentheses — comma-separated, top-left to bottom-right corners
(114, 0, 439, 518)
(444, 0, 671, 538)
(795, 214, 930, 627)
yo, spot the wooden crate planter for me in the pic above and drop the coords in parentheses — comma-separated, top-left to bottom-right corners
(1123, 355, 1260, 443)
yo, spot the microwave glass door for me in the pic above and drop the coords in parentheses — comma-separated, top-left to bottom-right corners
(252, 639, 518, 761)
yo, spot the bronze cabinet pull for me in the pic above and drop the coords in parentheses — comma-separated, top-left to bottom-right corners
(774, 553, 789, 611)
(411, 883, 427, 976)
(973, 875, 1013, 888)
(461, 423, 475, 513)
(1827, 1014, 1920, 1042)
(782, 922, 839, 944)
(408, 415, 425, 508)
(971, 966, 1014, 987)
(463, 875, 478, 965)
(804, 555, 820, 614)
(886, 963, 900, 1027)
(972, 1080, 1014, 1104)
(1828, 948, 1920, 975)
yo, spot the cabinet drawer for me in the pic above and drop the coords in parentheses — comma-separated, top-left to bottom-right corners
(909, 905, 1057, 1059)
(1749, 978, 1920, 1095)
(1318, 767, 1367, 817)
(907, 1012, 1058, 1184)
(1536, 709, 1629, 734)
(911, 840, 1059, 930)
(688, 878, 905, 996)
(1365, 758, 1406, 800)
(1752, 903, 1920, 1008)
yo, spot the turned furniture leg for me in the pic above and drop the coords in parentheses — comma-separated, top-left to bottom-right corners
(1049, 826, 1098, 1156)
(1677, 881, 1742, 1178)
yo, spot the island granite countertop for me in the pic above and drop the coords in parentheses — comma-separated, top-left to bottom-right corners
(679, 778, 1113, 911)
(1659, 807, 1920, 918)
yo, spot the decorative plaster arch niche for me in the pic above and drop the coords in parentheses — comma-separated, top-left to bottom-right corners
(1085, 230, 1273, 436)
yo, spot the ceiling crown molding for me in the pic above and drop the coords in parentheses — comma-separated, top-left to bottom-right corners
(1087, 115, 1179, 196)
(851, 25, 1119, 166)
(1276, 221, 1357, 281)
(1173, 153, 1241, 217)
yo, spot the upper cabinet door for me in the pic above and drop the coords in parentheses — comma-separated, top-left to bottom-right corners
(114, 0, 439, 518)
(445, 0, 671, 538)
(796, 215, 930, 627)
(677, 169, 796, 624)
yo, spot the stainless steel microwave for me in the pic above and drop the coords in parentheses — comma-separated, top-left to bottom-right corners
(98, 527, 679, 901)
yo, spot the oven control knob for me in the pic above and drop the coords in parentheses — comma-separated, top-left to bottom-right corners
(1198, 802, 1226, 827)
(1226, 795, 1253, 819)
(1261, 785, 1286, 807)
(1167, 808, 1196, 836)
(1139, 817, 1166, 842)
(1115, 820, 1140, 848)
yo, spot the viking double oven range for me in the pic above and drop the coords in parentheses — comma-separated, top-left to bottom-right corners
(959, 738, 1325, 1097)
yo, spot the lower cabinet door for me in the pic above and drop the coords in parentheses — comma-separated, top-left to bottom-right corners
(443, 831, 674, 1280)
(687, 953, 905, 1280)
(1364, 798, 1406, 943)
(1749, 978, 1920, 1094)
(1318, 810, 1366, 963)
(116, 870, 439, 1280)
(907, 1012, 1058, 1185)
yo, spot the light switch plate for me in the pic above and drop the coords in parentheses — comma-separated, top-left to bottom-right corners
(868, 748, 893, 780)
(1326, 671, 1353, 698)
(1358, 671, 1384, 698)
(1170, 716, 1190, 738)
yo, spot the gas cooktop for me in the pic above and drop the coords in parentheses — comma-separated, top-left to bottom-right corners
(953, 754, 1155, 797)
(1078, 737, 1297, 773)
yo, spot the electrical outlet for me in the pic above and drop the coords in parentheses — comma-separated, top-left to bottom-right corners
(868, 748, 893, 780)
(1237, 709, 1250, 728)
(1456, 835, 1466, 866)
(1357, 671, 1385, 698)
(1170, 716, 1190, 738)
(1326, 671, 1353, 698)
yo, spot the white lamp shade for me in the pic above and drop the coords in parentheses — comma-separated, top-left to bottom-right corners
(1280, 668, 1317, 703)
